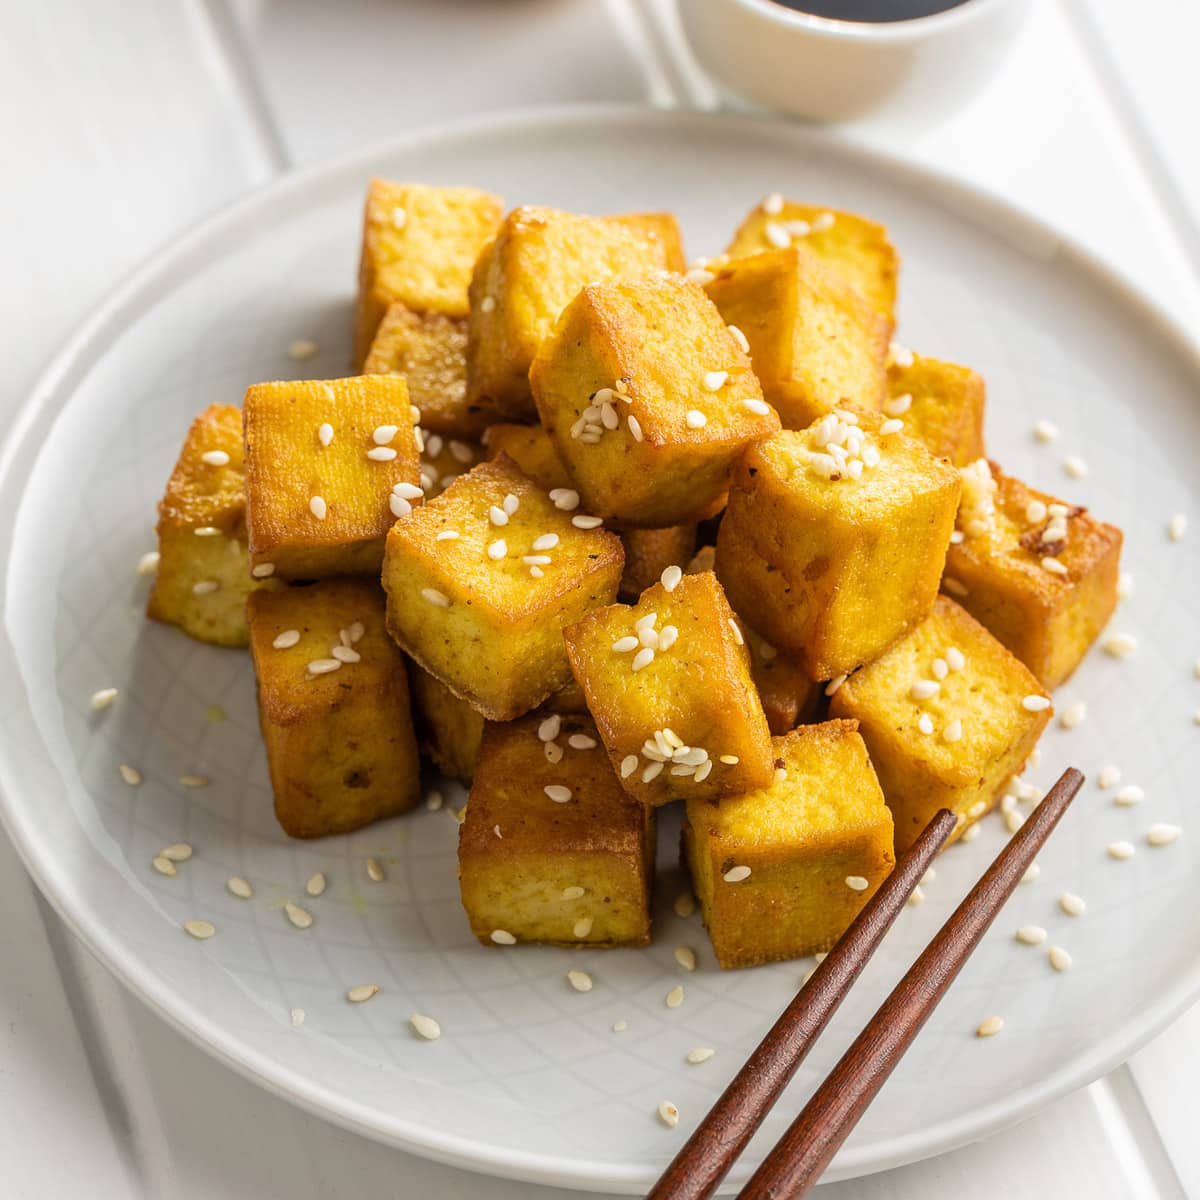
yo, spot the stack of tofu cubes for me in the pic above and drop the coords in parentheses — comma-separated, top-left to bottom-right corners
(146, 182, 1121, 969)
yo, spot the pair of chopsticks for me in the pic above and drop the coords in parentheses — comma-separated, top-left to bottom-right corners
(649, 766, 1084, 1199)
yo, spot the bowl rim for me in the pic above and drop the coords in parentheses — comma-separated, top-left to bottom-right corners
(727, 0, 1012, 42)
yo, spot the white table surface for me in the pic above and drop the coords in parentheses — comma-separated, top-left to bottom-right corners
(2, 2, 1198, 1196)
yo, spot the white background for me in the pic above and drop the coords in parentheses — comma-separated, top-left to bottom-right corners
(2, 1, 1198, 1196)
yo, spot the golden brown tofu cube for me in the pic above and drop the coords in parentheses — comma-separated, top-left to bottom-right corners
(943, 460, 1122, 688)
(619, 525, 698, 601)
(563, 571, 773, 806)
(725, 200, 899, 327)
(683, 720, 895, 968)
(531, 276, 780, 526)
(246, 579, 421, 838)
(409, 665, 485, 784)
(243, 376, 421, 579)
(458, 714, 655, 947)
(465, 206, 680, 419)
(830, 596, 1051, 852)
(147, 404, 279, 646)
(361, 302, 494, 438)
(483, 422, 572, 492)
(355, 180, 504, 365)
(717, 420, 961, 681)
(417, 429, 483, 498)
(704, 246, 889, 429)
(886, 353, 986, 468)
(382, 456, 624, 721)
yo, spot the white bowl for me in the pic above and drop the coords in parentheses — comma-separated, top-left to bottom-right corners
(678, 0, 1032, 123)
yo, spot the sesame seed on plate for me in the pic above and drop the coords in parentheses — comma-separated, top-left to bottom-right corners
(137, 551, 160, 576)
(227, 876, 253, 899)
(290, 1008, 306, 1027)
(910, 680, 940, 701)
(1107, 841, 1135, 861)
(1168, 513, 1188, 541)
(288, 338, 317, 360)
(658, 1101, 680, 1129)
(366, 857, 385, 883)
(309, 495, 327, 520)
(687, 1047, 716, 1064)
(665, 984, 684, 1008)
(183, 919, 215, 940)
(1147, 823, 1182, 847)
(192, 579, 220, 595)
(90, 687, 118, 711)
(411, 1012, 441, 1040)
(1033, 419, 1059, 443)
(367, 446, 397, 462)
(347, 984, 380, 1003)
(1098, 764, 1121, 789)
(306, 658, 341, 676)
(119, 764, 142, 786)
(907, 886, 925, 906)
(674, 946, 697, 972)
(567, 969, 593, 993)
(1016, 925, 1047, 945)
(490, 929, 516, 945)
(674, 892, 696, 918)
(1004, 808, 1025, 835)
(1059, 891, 1086, 916)
(201, 450, 230, 467)
(1059, 700, 1087, 729)
(421, 587, 450, 607)
(685, 409, 708, 429)
(179, 774, 209, 788)
(544, 784, 572, 803)
(1048, 945, 1072, 972)
(1023, 862, 1041, 884)
(285, 901, 314, 929)
(845, 875, 869, 891)
(151, 856, 175, 877)
(1114, 785, 1144, 807)
(1064, 455, 1088, 479)
(723, 865, 751, 883)
(976, 1016, 1004, 1038)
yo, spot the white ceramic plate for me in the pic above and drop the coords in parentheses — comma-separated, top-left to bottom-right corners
(1, 108, 1198, 1194)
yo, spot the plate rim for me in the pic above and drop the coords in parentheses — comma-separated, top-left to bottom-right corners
(2, 102, 1199, 1192)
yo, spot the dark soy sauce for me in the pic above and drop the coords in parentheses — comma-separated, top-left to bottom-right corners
(770, 0, 972, 21)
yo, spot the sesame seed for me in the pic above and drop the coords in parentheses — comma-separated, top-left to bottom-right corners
(288, 338, 317, 360)
(762, 192, 784, 215)
(845, 875, 869, 892)
(660, 564, 683, 593)
(943, 577, 969, 597)
(764, 221, 790, 249)
(548, 487, 580, 512)
(90, 687, 119, 711)
(568, 733, 597, 750)
(703, 370, 728, 392)
(183, 919, 215, 940)
(910, 680, 940, 701)
(976, 1015, 1005, 1038)
(544, 784, 572, 803)
(485, 538, 507, 562)
(943, 719, 964, 743)
(907, 886, 925, 907)
(119, 764, 142, 786)
(1098, 765, 1122, 789)
(1033, 419, 1059, 443)
(674, 946, 697, 972)
(421, 587, 450, 607)
(572, 514, 603, 530)
(490, 929, 516, 945)
(1106, 840, 1135, 861)
(486, 505, 509, 528)
(632, 647, 655, 672)
(306, 658, 341, 676)
(916, 713, 933, 735)
(879, 418, 904, 435)
(308, 495, 327, 521)
(479, 294, 496, 313)
(1016, 925, 1047, 945)
(179, 774, 209, 788)
(566, 969, 593, 993)
(658, 626, 679, 651)
(347, 984, 380, 1004)
(1114, 784, 1145, 807)
(289, 1007, 306, 1027)
(223, 876, 252, 900)
(658, 1101, 680, 1129)
(812, 211, 835, 231)
(367, 446, 398, 462)
(1041, 557, 1068, 576)
(1022, 694, 1051, 712)
(686, 1046, 716, 1065)
(1059, 891, 1086, 916)
(136, 551, 160, 576)
(1168, 513, 1188, 541)
(315, 422, 334, 448)
(201, 450, 230, 467)
(331, 646, 361, 665)
(685, 409, 708, 429)
(930, 658, 948, 681)
(665, 985, 685, 1009)
(1059, 701, 1087, 729)
(537, 716, 562, 744)
(411, 1012, 441, 1040)
(151, 856, 175, 877)
(389, 205, 408, 229)
(743, 398, 771, 416)
(883, 393, 913, 418)
(1147, 823, 1182, 847)
(619, 754, 638, 779)
(272, 629, 301, 650)
(718, 755, 740, 767)
(962, 821, 982, 843)
(369, 424, 398, 446)
(388, 494, 411, 519)
(193, 526, 221, 537)
(285, 901, 313, 929)
(888, 342, 915, 369)
(523, 554, 552, 566)
(824, 673, 848, 698)
(728, 618, 744, 647)
(1048, 945, 1072, 972)
(642, 761, 664, 783)
(723, 865, 751, 883)
(307, 871, 328, 897)
(192, 580, 220, 596)
(365, 857, 385, 883)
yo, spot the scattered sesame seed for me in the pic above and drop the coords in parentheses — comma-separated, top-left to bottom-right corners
(1059, 891, 1086, 916)
(487, 505, 509, 527)
(658, 1101, 680, 1129)
(490, 929, 516, 945)
(486, 538, 507, 561)
(762, 192, 784, 215)
(889, 341, 915, 368)
(824, 673, 848, 698)
(1041, 557, 1068, 577)
(1004, 808, 1025, 835)
(943, 719, 964, 743)
(330, 646, 360, 665)
(1117, 571, 1135, 599)
(620, 755, 638, 779)
(812, 211, 835, 231)
(1023, 862, 1041, 884)
(251, 562, 278, 581)
(1168, 513, 1188, 541)
(566, 968, 593, 993)
(290, 1008, 306, 1027)
(572, 514, 603, 530)
(435, 530, 459, 542)
(192, 579, 220, 596)
(1098, 765, 1121, 789)
(943, 577, 969, 597)
(285, 901, 314, 929)
(976, 1015, 1004, 1038)
(907, 886, 925, 907)
(90, 687, 119, 711)
(961, 821, 982, 843)
(538, 715, 562, 742)
(347, 984, 380, 1004)
(743, 398, 771, 418)
(389, 494, 412, 519)
(119, 764, 142, 786)
(1033, 420, 1059, 443)
(151, 856, 176, 877)
(1064, 455, 1088, 479)
(273, 629, 301, 650)
(632, 647, 655, 672)
(367, 446, 398, 462)
(764, 221, 790, 249)
(845, 875, 869, 892)
(674, 946, 697, 972)
(365, 857, 385, 883)
(287, 338, 317, 361)
(910, 680, 940, 701)
(372, 424, 399, 446)
(306, 658, 341, 676)
(723, 865, 752, 883)
(642, 761, 664, 783)
(879, 418, 904, 435)
(227, 876, 253, 899)
(479, 294, 496, 314)
(1048, 945, 1072, 972)
(685, 409, 708, 429)
(560, 886, 587, 902)
(201, 450, 230, 467)
(179, 774, 209, 788)
(544, 784, 572, 803)
(674, 892, 696, 918)
(136, 551, 160, 576)
(918, 713, 934, 735)
(523, 554, 552, 566)
(1016, 925, 1047, 945)
(421, 587, 450, 607)
(183, 919, 215, 940)
(665, 985, 685, 1009)
(703, 370, 728, 392)
(1059, 701, 1087, 729)
(1022, 695, 1051, 712)
(1114, 784, 1144, 807)
(1107, 840, 1135, 861)
(193, 526, 221, 537)
(411, 1012, 441, 1040)
(728, 618, 744, 647)
(660, 564, 683, 593)
(686, 1046, 716, 1066)
(317, 422, 334, 448)
(1147, 823, 1181, 847)
(309, 495, 327, 521)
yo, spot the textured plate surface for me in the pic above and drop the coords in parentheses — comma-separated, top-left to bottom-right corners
(0, 108, 1198, 1193)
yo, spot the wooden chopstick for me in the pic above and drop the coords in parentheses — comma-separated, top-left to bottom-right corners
(648, 806, 959, 1200)
(738, 766, 1084, 1199)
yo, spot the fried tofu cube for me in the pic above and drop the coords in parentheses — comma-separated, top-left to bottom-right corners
(382, 456, 624, 720)
(418, 429, 483, 498)
(619, 525, 698, 601)
(465, 206, 681, 419)
(409, 666, 485, 784)
(717, 420, 961, 681)
(683, 720, 895, 968)
(246, 579, 420, 838)
(943, 460, 1121, 688)
(458, 714, 655, 947)
(243, 376, 421, 579)
(531, 276, 780, 526)
(355, 180, 504, 366)
(704, 246, 889, 429)
(563, 571, 773, 806)
(830, 596, 1051, 852)
(886, 353, 986, 468)
(725, 201, 899, 327)
(362, 302, 494, 438)
(483, 422, 572, 492)
(147, 404, 280, 646)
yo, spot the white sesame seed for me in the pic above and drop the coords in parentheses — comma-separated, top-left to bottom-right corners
(879, 418, 904, 435)
(136, 550, 160, 576)
(1114, 784, 1145, 807)
(364, 857, 385, 883)
(486, 506, 509, 528)
(435, 530, 461, 544)
(479, 294, 496, 314)
(287, 338, 318, 361)
(764, 221, 790, 249)
(1022, 695, 1051, 712)
(369, 424, 398, 446)
(558, 886, 587, 903)
(151, 855, 175, 877)
(411, 1012, 441, 1040)
(424, 789, 443, 811)
(1059, 701, 1087, 729)
(632, 647, 655, 672)
(976, 1016, 1005, 1038)
(912, 713, 931, 736)
(907, 886, 925, 907)
(1098, 765, 1122, 789)
(1059, 891, 1086, 916)
(641, 760, 664, 784)
(485, 538, 507, 562)
(314, 421, 334, 448)
(288, 1007, 306, 1028)
(961, 821, 982, 843)
(614, 753, 637, 780)
(942, 577, 969, 598)
(389, 205, 408, 229)
(388, 494, 411, 519)
(686, 1046, 715, 1065)
(308, 495, 328, 521)
(1106, 840, 1135, 861)
(90, 687, 119, 712)
(943, 718, 964, 743)
(658, 1101, 680, 1129)
(1049, 945, 1072, 972)
(889, 342, 915, 368)
(490, 929, 516, 945)
(723, 865, 751, 883)
(1041, 557, 1068, 576)
(178, 774, 209, 789)
(272, 629, 301, 651)
(499, 493, 519, 517)
(1033, 419, 1059, 443)
(702, 370, 728, 393)
(567, 734, 597, 752)
(544, 784, 572, 804)
(347, 983, 380, 1004)
(421, 587, 450, 607)
(201, 450, 230, 467)
(572, 514, 603, 530)
(910, 680, 940, 701)
(929, 658, 948, 682)
(523, 554, 552, 566)
(743, 398, 771, 418)
(285, 901, 313, 929)
(1004, 808, 1025, 835)
(812, 211, 835, 231)
(762, 191, 784, 215)
(331, 645, 361, 665)
(727, 618, 744, 647)
(367, 446, 398, 462)
(566, 969, 593, 993)
(665, 984, 685, 1009)
(119, 763, 142, 786)
(654, 563, 683, 595)
(668, 945, 697, 974)
(183, 919, 215, 940)
(1147, 823, 1182, 847)
(845, 875, 869, 892)
(1016, 925, 1047, 946)
(685, 409, 708, 430)
(1063, 455, 1088, 479)
(1168, 513, 1188, 542)
(192, 579, 220, 596)
(193, 526, 221, 537)
(306, 658, 342, 676)
(537, 715, 561, 743)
